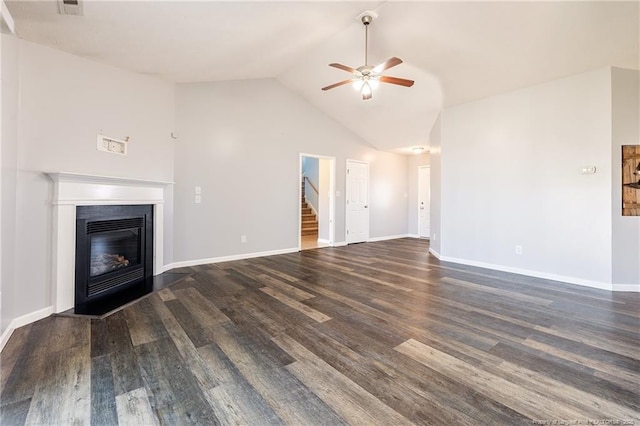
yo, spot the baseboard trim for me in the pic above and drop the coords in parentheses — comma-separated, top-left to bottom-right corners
(368, 234, 412, 242)
(612, 283, 640, 292)
(167, 247, 300, 270)
(1, 305, 54, 352)
(407, 234, 421, 239)
(428, 247, 442, 259)
(333, 241, 348, 247)
(435, 253, 615, 291)
(317, 238, 331, 245)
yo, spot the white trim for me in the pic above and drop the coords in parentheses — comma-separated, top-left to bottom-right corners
(408, 234, 420, 238)
(153, 204, 164, 277)
(318, 238, 331, 244)
(368, 234, 412, 242)
(333, 241, 348, 247)
(0, 306, 53, 352)
(612, 284, 640, 292)
(428, 247, 442, 259)
(167, 247, 299, 269)
(434, 253, 614, 291)
(1, 0, 16, 34)
(46, 172, 174, 186)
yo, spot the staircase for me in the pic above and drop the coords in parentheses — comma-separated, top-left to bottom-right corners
(301, 179, 318, 237)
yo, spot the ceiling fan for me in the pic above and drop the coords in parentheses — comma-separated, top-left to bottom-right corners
(322, 12, 414, 101)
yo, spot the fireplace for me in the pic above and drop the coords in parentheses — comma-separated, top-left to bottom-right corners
(47, 172, 169, 314)
(75, 205, 154, 314)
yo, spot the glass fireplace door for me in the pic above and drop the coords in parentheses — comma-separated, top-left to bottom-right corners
(89, 228, 141, 277)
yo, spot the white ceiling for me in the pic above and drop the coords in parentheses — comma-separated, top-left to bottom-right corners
(7, 1, 640, 153)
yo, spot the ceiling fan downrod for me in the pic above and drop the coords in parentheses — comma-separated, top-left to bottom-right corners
(362, 14, 373, 66)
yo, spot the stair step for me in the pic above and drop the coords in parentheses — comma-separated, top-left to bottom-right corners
(301, 188, 317, 237)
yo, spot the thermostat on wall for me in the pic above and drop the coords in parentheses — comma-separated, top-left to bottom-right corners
(97, 134, 127, 155)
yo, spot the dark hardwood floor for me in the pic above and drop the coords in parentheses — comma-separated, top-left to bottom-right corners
(2, 238, 639, 425)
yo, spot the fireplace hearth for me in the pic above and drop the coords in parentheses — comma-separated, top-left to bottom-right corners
(75, 204, 153, 315)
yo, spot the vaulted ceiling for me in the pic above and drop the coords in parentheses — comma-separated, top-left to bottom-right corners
(7, 1, 639, 153)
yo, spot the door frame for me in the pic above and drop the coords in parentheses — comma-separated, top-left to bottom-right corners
(299, 153, 336, 251)
(418, 165, 431, 239)
(345, 159, 370, 244)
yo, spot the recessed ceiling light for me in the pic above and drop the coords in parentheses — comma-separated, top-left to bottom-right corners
(412, 147, 425, 154)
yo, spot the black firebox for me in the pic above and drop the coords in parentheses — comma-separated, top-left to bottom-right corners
(75, 204, 153, 315)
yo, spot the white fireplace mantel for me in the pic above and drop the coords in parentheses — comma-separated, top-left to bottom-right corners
(46, 172, 173, 313)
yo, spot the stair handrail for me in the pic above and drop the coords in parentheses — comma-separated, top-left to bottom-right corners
(303, 176, 319, 195)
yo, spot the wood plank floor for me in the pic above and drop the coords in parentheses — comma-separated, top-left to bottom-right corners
(2, 238, 639, 425)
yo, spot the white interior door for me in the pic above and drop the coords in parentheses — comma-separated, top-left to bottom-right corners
(346, 160, 369, 244)
(418, 166, 431, 238)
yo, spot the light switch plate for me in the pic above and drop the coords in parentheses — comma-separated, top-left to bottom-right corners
(579, 166, 596, 174)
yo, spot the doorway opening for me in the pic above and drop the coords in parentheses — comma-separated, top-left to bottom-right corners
(299, 154, 336, 251)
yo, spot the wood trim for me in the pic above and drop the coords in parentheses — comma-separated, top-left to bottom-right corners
(303, 176, 319, 195)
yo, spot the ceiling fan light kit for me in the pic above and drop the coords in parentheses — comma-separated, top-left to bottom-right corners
(322, 11, 414, 101)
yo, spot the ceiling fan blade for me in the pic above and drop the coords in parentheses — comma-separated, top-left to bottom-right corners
(329, 63, 357, 74)
(321, 79, 353, 91)
(373, 57, 403, 73)
(379, 75, 415, 87)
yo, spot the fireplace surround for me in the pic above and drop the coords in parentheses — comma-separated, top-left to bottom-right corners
(47, 172, 170, 314)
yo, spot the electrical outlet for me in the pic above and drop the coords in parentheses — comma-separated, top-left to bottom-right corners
(241, 235, 247, 243)
(195, 186, 201, 195)
(195, 195, 201, 204)
(432, 233, 437, 241)
(515, 245, 523, 255)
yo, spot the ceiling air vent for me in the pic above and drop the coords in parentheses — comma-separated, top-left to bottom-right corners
(57, 0, 83, 16)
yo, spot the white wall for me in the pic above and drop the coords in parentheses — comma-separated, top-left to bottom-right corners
(439, 68, 613, 288)
(611, 67, 640, 288)
(1, 33, 19, 336)
(173, 79, 409, 264)
(407, 153, 431, 236)
(6, 40, 175, 327)
(369, 154, 410, 239)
